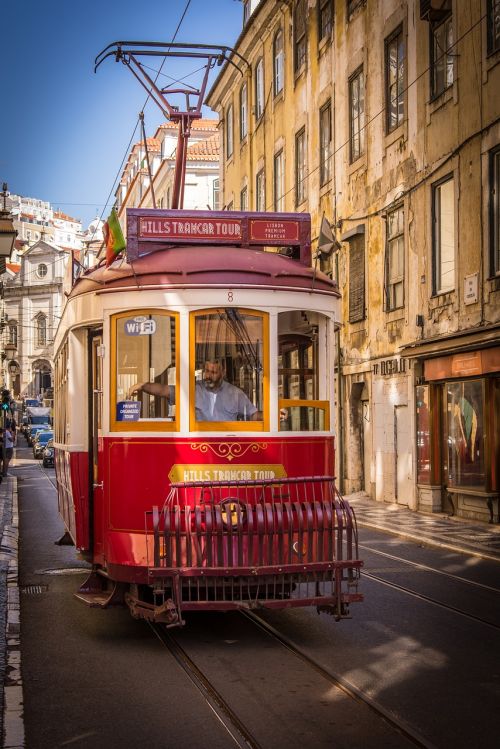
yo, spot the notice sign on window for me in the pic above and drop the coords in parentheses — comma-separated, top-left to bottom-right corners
(464, 273, 478, 305)
(116, 401, 141, 421)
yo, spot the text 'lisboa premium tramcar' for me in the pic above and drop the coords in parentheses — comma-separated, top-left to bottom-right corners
(52, 41, 362, 627)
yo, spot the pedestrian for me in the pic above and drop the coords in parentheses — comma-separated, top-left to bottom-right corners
(2, 424, 14, 476)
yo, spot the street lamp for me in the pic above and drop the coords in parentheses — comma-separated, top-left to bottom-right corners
(0, 183, 17, 262)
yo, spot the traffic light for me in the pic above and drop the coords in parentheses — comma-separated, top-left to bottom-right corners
(1, 389, 10, 412)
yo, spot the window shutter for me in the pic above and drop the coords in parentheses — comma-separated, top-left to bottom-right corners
(349, 238, 366, 323)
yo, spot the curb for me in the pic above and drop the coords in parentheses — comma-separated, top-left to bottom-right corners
(1, 478, 24, 749)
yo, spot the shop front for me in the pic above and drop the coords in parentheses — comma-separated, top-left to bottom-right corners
(403, 327, 500, 524)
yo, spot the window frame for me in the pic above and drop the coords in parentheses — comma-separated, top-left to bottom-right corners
(295, 128, 307, 206)
(256, 168, 266, 212)
(255, 58, 265, 120)
(489, 146, 500, 277)
(36, 314, 47, 347)
(294, 0, 307, 73)
(385, 25, 405, 134)
(239, 83, 248, 141)
(189, 308, 269, 432)
(318, 0, 333, 43)
(273, 28, 284, 96)
(487, 0, 500, 55)
(226, 103, 234, 159)
(432, 175, 455, 295)
(319, 100, 332, 186)
(110, 309, 180, 433)
(349, 67, 365, 163)
(274, 149, 285, 212)
(430, 12, 454, 100)
(240, 185, 248, 211)
(385, 204, 405, 311)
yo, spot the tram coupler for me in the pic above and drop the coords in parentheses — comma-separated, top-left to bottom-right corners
(124, 591, 184, 628)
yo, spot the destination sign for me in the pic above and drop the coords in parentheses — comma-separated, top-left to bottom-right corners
(139, 217, 242, 242)
(249, 219, 299, 242)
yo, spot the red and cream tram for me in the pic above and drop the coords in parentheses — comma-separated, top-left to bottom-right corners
(53, 208, 362, 626)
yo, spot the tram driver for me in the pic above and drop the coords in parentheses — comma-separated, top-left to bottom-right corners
(128, 358, 261, 422)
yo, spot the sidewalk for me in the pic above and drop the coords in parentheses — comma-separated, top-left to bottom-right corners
(345, 491, 500, 563)
(0, 475, 23, 749)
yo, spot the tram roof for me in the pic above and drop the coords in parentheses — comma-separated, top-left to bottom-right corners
(70, 244, 339, 298)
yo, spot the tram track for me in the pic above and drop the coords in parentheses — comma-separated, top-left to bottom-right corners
(149, 613, 434, 749)
(148, 621, 263, 749)
(360, 544, 500, 594)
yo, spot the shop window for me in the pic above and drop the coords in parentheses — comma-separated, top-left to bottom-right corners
(112, 310, 179, 432)
(432, 175, 455, 294)
(445, 380, 486, 490)
(416, 385, 431, 484)
(190, 308, 268, 431)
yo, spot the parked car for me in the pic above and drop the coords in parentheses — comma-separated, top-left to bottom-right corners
(42, 439, 54, 468)
(33, 430, 54, 459)
(27, 424, 49, 447)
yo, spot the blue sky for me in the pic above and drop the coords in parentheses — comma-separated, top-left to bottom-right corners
(1, 0, 243, 228)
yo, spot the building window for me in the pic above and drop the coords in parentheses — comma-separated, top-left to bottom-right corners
(212, 179, 220, 210)
(273, 28, 284, 96)
(349, 67, 365, 163)
(430, 13, 453, 99)
(227, 200, 234, 211)
(295, 129, 307, 206)
(37, 263, 48, 278)
(385, 26, 405, 133)
(347, 0, 365, 18)
(36, 315, 47, 347)
(240, 83, 248, 140)
(256, 169, 266, 212)
(319, 101, 332, 186)
(294, 0, 307, 73)
(274, 150, 285, 212)
(243, 0, 250, 24)
(487, 0, 500, 55)
(318, 0, 332, 42)
(432, 176, 455, 294)
(490, 147, 500, 276)
(385, 205, 404, 310)
(445, 380, 486, 491)
(240, 186, 248, 211)
(226, 104, 234, 158)
(255, 58, 264, 120)
(8, 322, 17, 347)
(348, 235, 365, 323)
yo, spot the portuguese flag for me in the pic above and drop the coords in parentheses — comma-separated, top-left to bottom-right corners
(104, 209, 126, 266)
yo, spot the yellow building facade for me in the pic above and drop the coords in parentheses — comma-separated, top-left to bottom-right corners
(207, 0, 500, 522)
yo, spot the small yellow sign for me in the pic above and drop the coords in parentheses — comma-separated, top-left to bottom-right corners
(168, 464, 287, 483)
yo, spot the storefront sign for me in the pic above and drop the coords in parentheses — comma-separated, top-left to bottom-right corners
(373, 358, 406, 375)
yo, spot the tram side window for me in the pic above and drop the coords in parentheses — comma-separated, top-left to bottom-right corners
(112, 311, 178, 429)
(191, 308, 267, 429)
(278, 311, 330, 431)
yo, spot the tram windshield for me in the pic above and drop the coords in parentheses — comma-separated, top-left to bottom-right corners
(191, 308, 266, 429)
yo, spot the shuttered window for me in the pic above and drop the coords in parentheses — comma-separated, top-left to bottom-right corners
(349, 236, 366, 322)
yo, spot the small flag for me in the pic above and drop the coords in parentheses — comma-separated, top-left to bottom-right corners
(317, 214, 341, 256)
(104, 209, 126, 266)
